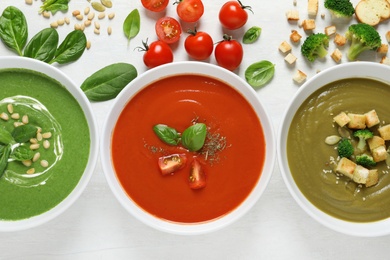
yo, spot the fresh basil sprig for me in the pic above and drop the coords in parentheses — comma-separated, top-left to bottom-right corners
(123, 9, 141, 44)
(39, 0, 70, 15)
(50, 30, 86, 64)
(12, 124, 37, 143)
(0, 6, 28, 56)
(243, 26, 261, 44)
(0, 144, 11, 178)
(10, 145, 34, 161)
(24, 28, 59, 63)
(0, 126, 15, 145)
(245, 60, 275, 89)
(153, 124, 181, 146)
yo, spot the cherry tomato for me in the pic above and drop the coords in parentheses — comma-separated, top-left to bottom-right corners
(141, 0, 169, 12)
(158, 154, 187, 175)
(175, 0, 204, 23)
(219, 0, 252, 30)
(215, 35, 243, 71)
(139, 40, 173, 68)
(188, 158, 206, 189)
(184, 29, 213, 60)
(155, 17, 182, 44)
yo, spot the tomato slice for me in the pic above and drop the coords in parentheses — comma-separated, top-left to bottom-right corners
(155, 17, 182, 44)
(188, 158, 206, 189)
(141, 0, 169, 12)
(158, 154, 187, 175)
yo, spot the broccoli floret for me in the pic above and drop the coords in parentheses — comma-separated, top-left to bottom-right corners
(324, 0, 355, 18)
(345, 23, 382, 61)
(356, 154, 376, 168)
(337, 138, 354, 158)
(353, 129, 373, 152)
(301, 33, 329, 62)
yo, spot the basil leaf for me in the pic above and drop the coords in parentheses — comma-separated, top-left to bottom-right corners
(24, 28, 59, 63)
(0, 127, 14, 145)
(245, 60, 275, 89)
(40, 0, 70, 14)
(81, 63, 138, 101)
(181, 123, 207, 152)
(50, 30, 86, 64)
(10, 145, 34, 161)
(12, 125, 37, 143)
(123, 9, 140, 43)
(153, 124, 181, 146)
(0, 144, 11, 178)
(0, 6, 28, 56)
(243, 26, 261, 44)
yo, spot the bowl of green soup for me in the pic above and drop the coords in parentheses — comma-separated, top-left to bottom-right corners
(278, 62, 390, 237)
(0, 57, 98, 231)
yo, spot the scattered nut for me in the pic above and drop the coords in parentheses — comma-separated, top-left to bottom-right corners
(325, 135, 341, 145)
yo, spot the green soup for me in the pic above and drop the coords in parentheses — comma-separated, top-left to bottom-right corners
(288, 78, 390, 222)
(0, 68, 90, 220)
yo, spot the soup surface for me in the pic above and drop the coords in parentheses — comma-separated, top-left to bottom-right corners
(112, 74, 266, 223)
(0, 68, 90, 220)
(288, 78, 390, 222)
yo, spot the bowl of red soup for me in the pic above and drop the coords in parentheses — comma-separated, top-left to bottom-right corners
(278, 62, 390, 237)
(101, 61, 275, 235)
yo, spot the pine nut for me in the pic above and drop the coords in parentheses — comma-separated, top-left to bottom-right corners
(25, 0, 33, 5)
(37, 127, 42, 133)
(43, 140, 50, 149)
(57, 18, 65, 26)
(94, 28, 100, 35)
(74, 24, 82, 30)
(22, 115, 29, 124)
(98, 12, 105, 19)
(42, 132, 52, 139)
(37, 132, 43, 141)
(88, 12, 95, 20)
(30, 138, 38, 144)
(50, 21, 58, 28)
(101, 0, 113, 8)
(7, 104, 13, 114)
(30, 144, 40, 150)
(22, 160, 32, 167)
(72, 10, 80, 16)
(41, 160, 49, 168)
(33, 152, 40, 162)
(11, 113, 20, 120)
(94, 21, 100, 29)
(76, 14, 84, 20)
(14, 122, 24, 128)
(0, 112, 8, 121)
(84, 20, 92, 27)
(42, 11, 50, 18)
(84, 7, 90, 15)
(86, 40, 91, 50)
(108, 12, 115, 19)
(26, 168, 35, 174)
(107, 26, 112, 35)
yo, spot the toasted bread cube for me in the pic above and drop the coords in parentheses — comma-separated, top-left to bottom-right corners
(333, 112, 350, 127)
(378, 124, 390, 140)
(324, 25, 336, 36)
(302, 19, 316, 30)
(386, 31, 390, 42)
(377, 43, 389, 54)
(286, 10, 299, 21)
(308, 0, 319, 16)
(290, 30, 302, 43)
(293, 70, 307, 84)
(368, 136, 385, 151)
(284, 53, 297, 64)
(279, 41, 292, 54)
(336, 157, 357, 179)
(334, 33, 347, 46)
(331, 48, 342, 63)
(366, 169, 379, 187)
(347, 113, 366, 129)
(365, 110, 380, 127)
(380, 56, 390, 65)
(353, 165, 369, 184)
(372, 145, 388, 162)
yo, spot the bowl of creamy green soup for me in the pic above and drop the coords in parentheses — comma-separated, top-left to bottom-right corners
(278, 62, 390, 237)
(0, 57, 98, 231)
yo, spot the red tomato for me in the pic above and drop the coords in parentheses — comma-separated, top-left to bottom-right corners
(155, 17, 182, 44)
(188, 158, 206, 189)
(158, 154, 187, 175)
(176, 0, 204, 23)
(214, 35, 243, 71)
(139, 40, 173, 68)
(141, 0, 169, 12)
(184, 30, 213, 60)
(219, 0, 252, 30)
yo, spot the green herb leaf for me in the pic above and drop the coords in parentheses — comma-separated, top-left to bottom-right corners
(12, 125, 37, 143)
(245, 60, 275, 89)
(123, 9, 140, 44)
(24, 28, 59, 63)
(153, 124, 181, 146)
(0, 144, 11, 178)
(50, 30, 86, 64)
(81, 63, 138, 101)
(243, 26, 261, 44)
(0, 127, 14, 145)
(181, 123, 207, 152)
(39, 0, 70, 15)
(0, 6, 28, 56)
(10, 145, 34, 161)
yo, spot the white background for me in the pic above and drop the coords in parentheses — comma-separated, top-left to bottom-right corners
(1, 0, 390, 259)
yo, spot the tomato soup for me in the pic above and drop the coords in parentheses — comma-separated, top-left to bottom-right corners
(111, 74, 266, 223)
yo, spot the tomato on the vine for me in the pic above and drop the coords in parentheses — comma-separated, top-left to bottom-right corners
(175, 0, 204, 23)
(214, 35, 243, 71)
(155, 17, 182, 44)
(141, 0, 169, 12)
(219, 0, 252, 30)
(137, 39, 174, 68)
(184, 29, 213, 60)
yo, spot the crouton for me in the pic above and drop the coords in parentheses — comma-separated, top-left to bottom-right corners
(353, 165, 370, 184)
(308, 0, 319, 16)
(377, 43, 389, 54)
(366, 169, 379, 187)
(333, 112, 351, 127)
(336, 157, 356, 179)
(279, 41, 292, 54)
(355, 0, 390, 26)
(372, 145, 388, 162)
(378, 124, 390, 140)
(334, 33, 347, 46)
(302, 19, 316, 30)
(331, 48, 342, 63)
(293, 70, 307, 84)
(286, 10, 299, 21)
(284, 53, 297, 64)
(365, 110, 380, 128)
(368, 136, 385, 151)
(380, 56, 390, 65)
(386, 31, 390, 42)
(324, 25, 336, 36)
(347, 113, 366, 129)
(290, 30, 302, 43)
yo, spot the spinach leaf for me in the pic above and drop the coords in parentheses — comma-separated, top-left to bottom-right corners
(153, 124, 181, 146)
(123, 9, 140, 43)
(50, 30, 86, 64)
(0, 144, 11, 178)
(12, 125, 37, 143)
(245, 60, 275, 89)
(243, 26, 261, 44)
(10, 145, 34, 161)
(39, 0, 70, 15)
(24, 28, 59, 63)
(81, 63, 138, 101)
(0, 127, 14, 145)
(0, 6, 28, 56)
(181, 123, 207, 152)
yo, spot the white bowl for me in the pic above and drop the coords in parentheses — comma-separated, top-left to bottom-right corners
(0, 57, 99, 231)
(278, 62, 390, 237)
(101, 61, 275, 235)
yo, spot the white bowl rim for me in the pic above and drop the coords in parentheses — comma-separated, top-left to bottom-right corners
(278, 61, 390, 237)
(0, 56, 99, 232)
(100, 61, 276, 235)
